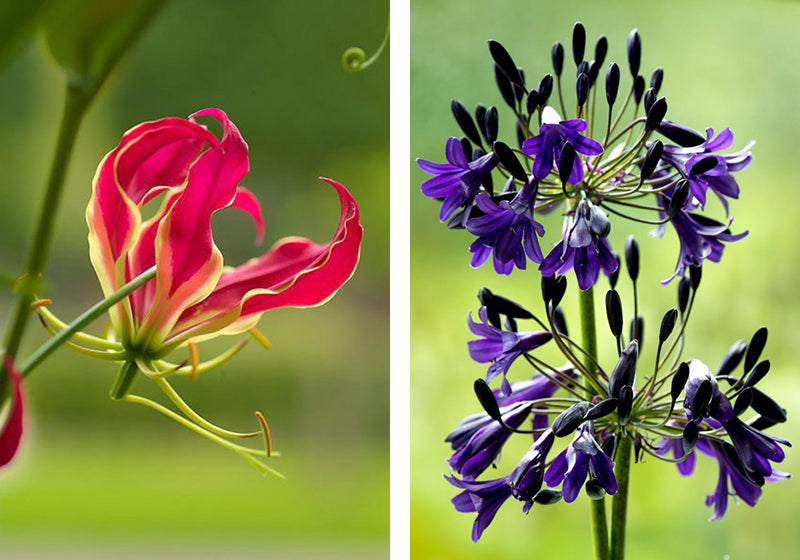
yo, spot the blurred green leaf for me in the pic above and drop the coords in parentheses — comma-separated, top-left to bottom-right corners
(0, 0, 48, 70)
(41, 0, 165, 94)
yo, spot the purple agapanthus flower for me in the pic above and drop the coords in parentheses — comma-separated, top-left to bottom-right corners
(655, 434, 696, 476)
(654, 190, 747, 284)
(540, 198, 618, 291)
(660, 127, 753, 210)
(466, 181, 545, 275)
(507, 429, 556, 507)
(521, 108, 604, 183)
(417, 136, 498, 222)
(544, 422, 617, 502)
(468, 307, 553, 395)
(446, 475, 513, 543)
(446, 402, 532, 479)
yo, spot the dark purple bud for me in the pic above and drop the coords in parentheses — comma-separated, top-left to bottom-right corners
(483, 106, 499, 145)
(609, 251, 620, 288)
(690, 380, 712, 422)
(538, 74, 554, 106)
(655, 120, 705, 147)
(605, 289, 623, 338)
(534, 488, 562, 505)
(586, 397, 619, 421)
(558, 141, 576, 186)
(515, 68, 526, 102)
(541, 274, 568, 309)
(691, 155, 718, 176)
(585, 479, 606, 500)
(627, 29, 641, 76)
(493, 141, 528, 183)
(608, 340, 638, 399)
(572, 22, 586, 65)
(733, 388, 752, 416)
(743, 360, 770, 389)
(668, 180, 690, 216)
(624, 235, 639, 282)
(677, 276, 691, 314)
(526, 89, 541, 114)
(594, 36, 608, 67)
(643, 88, 655, 114)
(479, 288, 535, 321)
(717, 339, 747, 378)
(494, 63, 517, 109)
(650, 67, 663, 94)
(640, 140, 663, 182)
(588, 62, 600, 87)
(750, 388, 787, 423)
(552, 402, 590, 437)
(576, 73, 589, 106)
(630, 315, 644, 346)
(488, 40, 524, 87)
(576, 60, 589, 78)
(632, 75, 645, 104)
(659, 309, 678, 343)
(481, 170, 494, 195)
(682, 421, 698, 454)
(474, 378, 503, 422)
(689, 265, 702, 290)
(475, 103, 487, 141)
(460, 137, 473, 161)
(744, 327, 768, 373)
(645, 97, 667, 132)
(552, 42, 564, 76)
(516, 121, 525, 149)
(618, 385, 633, 425)
(478, 287, 502, 327)
(605, 63, 620, 106)
(671, 362, 690, 402)
(451, 99, 483, 147)
(553, 306, 568, 336)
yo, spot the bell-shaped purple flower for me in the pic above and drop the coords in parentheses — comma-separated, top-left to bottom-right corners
(507, 429, 556, 507)
(544, 422, 617, 502)
(521, 108, 603, 183)
(660, 127, 753, 210)
(466, 181, 545, 275)
(655, 190, 747, 284)
(467, 307, 553, 395)
(417, 137, 498, 222)
(446, 475, 512, 543)
(446, 402, 532, 479)
(540, 198, 618, 291)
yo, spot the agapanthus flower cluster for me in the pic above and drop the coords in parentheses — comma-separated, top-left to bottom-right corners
(417, 23, 751, 289)
(445, 253, 790, 541)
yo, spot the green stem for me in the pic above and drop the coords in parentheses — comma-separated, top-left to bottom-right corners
(110, 360, 139, 400)
(19, 266, 156, 376)
(0, 83, 93, 399)
(578, 286, 610, 560)
(610, 435, 632, 560)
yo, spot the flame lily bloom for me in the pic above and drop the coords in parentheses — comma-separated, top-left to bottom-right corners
(0, 358, 24, 470)
(85, 108, 362, 357)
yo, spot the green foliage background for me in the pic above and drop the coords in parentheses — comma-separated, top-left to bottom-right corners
(412, 0, 800, 558)
(0, 1, 388, 557)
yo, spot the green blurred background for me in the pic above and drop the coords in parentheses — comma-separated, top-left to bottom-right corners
(0, 1, 388, 558)
(412, 1, 800, 558)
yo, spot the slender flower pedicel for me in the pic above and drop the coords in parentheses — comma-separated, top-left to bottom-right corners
(34, 109, 363, 474)
(417, 21, 789, 560)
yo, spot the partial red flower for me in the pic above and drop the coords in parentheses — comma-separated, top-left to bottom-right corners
(0, 357, 24, 469)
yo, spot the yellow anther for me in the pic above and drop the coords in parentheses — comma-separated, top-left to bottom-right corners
(188, 342, 200, 381)
(255, 411, 273, 458)
(30, 298, 52, 309)
(248, 328, 272, 350)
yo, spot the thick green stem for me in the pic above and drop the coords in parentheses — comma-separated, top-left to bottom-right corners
(0, 83, 92, 400)
(18, 266, 156, 376)
(578, 286, 609, 560)
(110, 360, 139, 400)
(610, 435, 632, 560)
